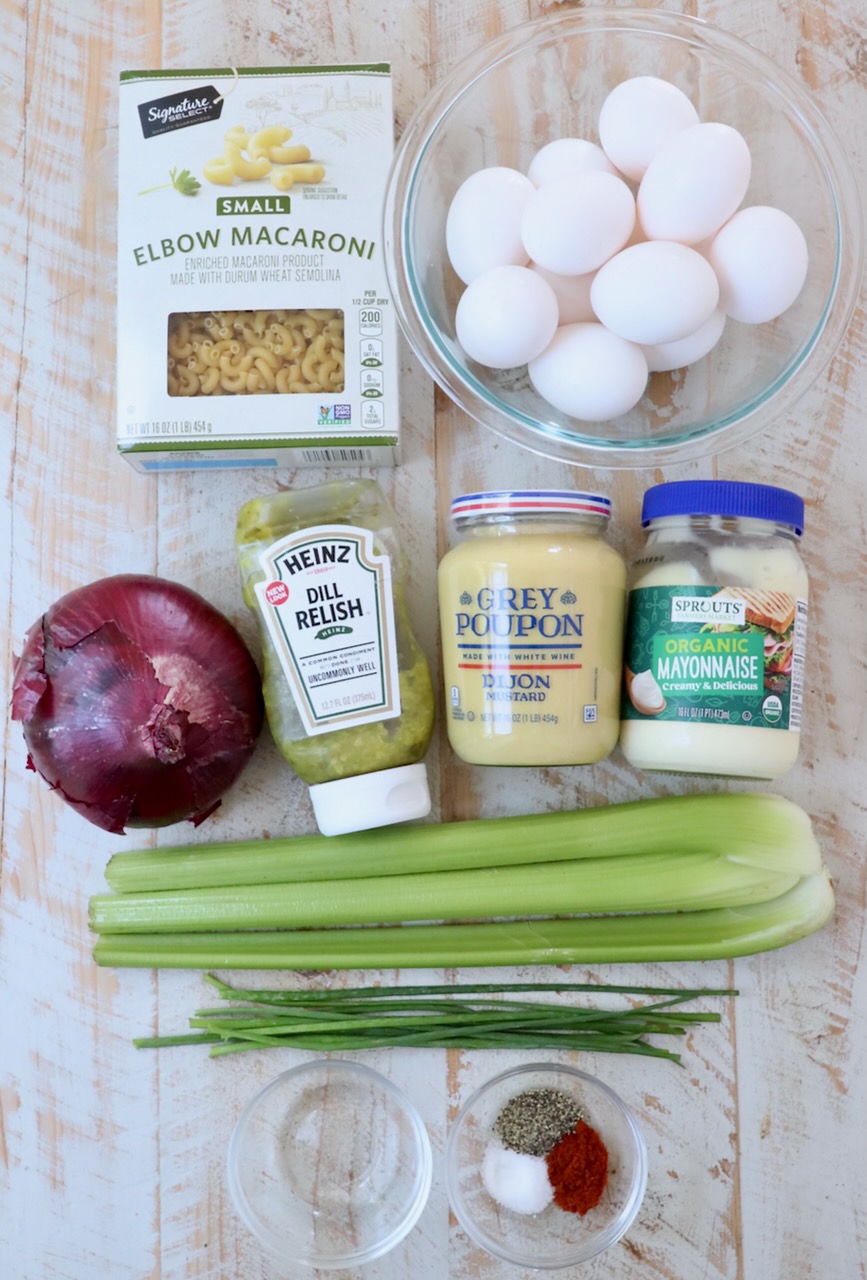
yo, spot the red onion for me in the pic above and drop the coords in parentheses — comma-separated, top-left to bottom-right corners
(11, 574, 264, 834)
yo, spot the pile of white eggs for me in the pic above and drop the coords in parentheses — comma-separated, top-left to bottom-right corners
(445, 76, 809, 422)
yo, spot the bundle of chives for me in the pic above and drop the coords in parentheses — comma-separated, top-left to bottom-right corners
(133, 976, 737, 1063)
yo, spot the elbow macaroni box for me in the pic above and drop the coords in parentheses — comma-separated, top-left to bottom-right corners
(117, 65, 400, 471)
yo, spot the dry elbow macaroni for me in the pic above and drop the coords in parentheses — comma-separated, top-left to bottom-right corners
(167, 309, 345, 396)
(118, 65, 398, 469)
(205, 125, 324, 191)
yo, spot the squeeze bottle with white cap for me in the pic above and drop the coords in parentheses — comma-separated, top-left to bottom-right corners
(236, 480, 434, 835)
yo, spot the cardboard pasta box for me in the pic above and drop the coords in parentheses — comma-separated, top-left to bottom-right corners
(117, 65, 400, 471)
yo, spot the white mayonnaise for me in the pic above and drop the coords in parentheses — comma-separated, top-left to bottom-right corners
(620, 482, 809, 780)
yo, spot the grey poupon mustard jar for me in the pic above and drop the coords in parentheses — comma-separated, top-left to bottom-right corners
(437, 490, 626, 766)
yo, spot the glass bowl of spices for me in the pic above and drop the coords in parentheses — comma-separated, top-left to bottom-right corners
(227, 1059, 433, 1269)
(446, 1062, 647, 1269)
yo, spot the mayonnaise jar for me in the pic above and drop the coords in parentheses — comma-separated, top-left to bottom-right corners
(620, 480, 808, 779)
(438, 490, 626, 766)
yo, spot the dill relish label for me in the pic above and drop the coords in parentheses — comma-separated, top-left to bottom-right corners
(254, 524, 401, 736)
(622, 585, 807, 731)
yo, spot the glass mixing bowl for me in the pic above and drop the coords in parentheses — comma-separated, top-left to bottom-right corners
(384, 7, 862, 468)
(226, 1059, 432, 1269)
(446, 1063, 647, 1269)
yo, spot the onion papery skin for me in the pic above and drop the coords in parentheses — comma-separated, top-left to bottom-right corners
(11, 575, 264, 834)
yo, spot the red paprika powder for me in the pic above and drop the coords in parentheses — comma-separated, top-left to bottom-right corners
(545, 1119, 609, 1215)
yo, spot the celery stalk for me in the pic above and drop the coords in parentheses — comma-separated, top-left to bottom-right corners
(103, 792, 818, 893)
(92, 870, 834, 969)
(89, 846, 806, 935)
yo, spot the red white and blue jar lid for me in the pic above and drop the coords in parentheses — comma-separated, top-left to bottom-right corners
(450, 490, 612, 523)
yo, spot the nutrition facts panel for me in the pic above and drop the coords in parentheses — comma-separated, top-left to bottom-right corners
(788, 597, 808, 731)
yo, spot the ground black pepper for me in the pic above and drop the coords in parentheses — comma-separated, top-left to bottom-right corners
(494, 1088, 585, 1157)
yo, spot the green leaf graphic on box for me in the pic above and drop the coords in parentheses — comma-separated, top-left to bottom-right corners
(139, 167, 202, 197)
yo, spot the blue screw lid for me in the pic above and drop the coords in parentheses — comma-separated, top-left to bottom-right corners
(642, 481, 804, 535)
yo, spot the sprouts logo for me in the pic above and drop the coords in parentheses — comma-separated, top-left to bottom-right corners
(318, 403, 352, 425)
(670, 595, 746, 625)
(138, 85, 223, 138)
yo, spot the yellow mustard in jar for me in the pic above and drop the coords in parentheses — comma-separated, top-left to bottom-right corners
(437, 490, 626, 766)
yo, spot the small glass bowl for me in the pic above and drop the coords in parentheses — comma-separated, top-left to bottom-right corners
(384, 8, 863, 468)
(446, 1063, 647, 1269)
(227, 1060, 432, 1269)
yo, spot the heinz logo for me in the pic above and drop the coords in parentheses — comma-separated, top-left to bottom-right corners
(265, 581, 289, 606)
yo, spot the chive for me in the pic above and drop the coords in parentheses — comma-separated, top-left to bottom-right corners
(204, 977, 736, 1000)
(132, 975, 736, 1064)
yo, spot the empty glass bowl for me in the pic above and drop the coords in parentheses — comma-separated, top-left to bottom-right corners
(227, 1060, 432, 1269)
(446, 1063, 647, 1269)
(384, 8, 862, 468)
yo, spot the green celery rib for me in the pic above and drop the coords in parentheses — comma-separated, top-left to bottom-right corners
(89, 849, 801, 935)
(93, 870, 834, 968)
(103, 792, 819, 893)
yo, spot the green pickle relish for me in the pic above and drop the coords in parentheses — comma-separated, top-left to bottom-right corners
(236, 479, 434, 835)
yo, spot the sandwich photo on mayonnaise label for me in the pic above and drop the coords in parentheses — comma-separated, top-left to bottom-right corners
(709, 587, 797, 692)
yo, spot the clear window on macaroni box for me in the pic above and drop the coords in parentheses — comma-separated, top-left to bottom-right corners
(117, 66, 400, 471)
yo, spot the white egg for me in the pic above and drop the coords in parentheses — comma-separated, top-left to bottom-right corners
(598, 76, 699, 181)
(446, 167, 535, 284)
(591, 241, 720, 345)
(642, 308, 727, 372)
(638, 123, 752, 245)
(455, 265, 560, 368)
(528, 322, 648, 421)
(708, 206, 809, 323)
(528, 138, 617, 186)
(528, 263, 596, 324)
(520, 172, 635, 275)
